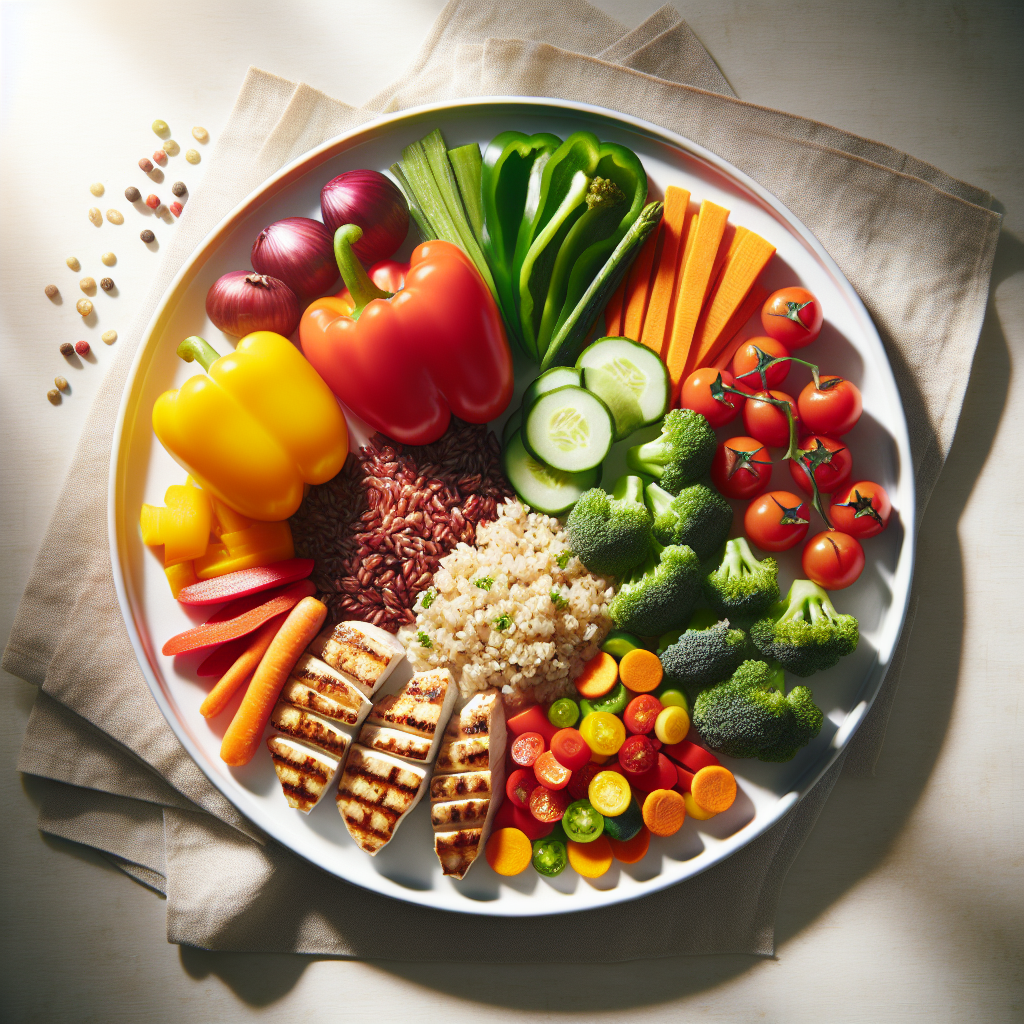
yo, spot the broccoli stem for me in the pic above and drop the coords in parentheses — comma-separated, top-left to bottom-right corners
(765, 662, 786, 693)
(644, 482, 675, 520)
(720, 537, 757, 580)
(612, 474, 646, 505)
(776, 579, 839, 625)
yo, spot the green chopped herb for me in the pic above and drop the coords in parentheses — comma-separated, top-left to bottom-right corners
(474, 576, 494, 591)
(550, 589, 569, 610)
(416, 630, 433, 648)
(420, 588, 437, 609)
(493, 613, 513, 631)
(557, 551, 573, 569)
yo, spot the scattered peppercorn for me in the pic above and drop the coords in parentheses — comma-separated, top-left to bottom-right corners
(47, 389, 61, 405)
(76, 298, 93, 316)
(191, 126, 208, 142)
(60, 342, 75, 357)
(140, 229, 155, 243)
(163, 139, 180, 156)
(145, 193, 160, 209)
(89, 182, 105, 196)
(185, 149, 200, 164)
(152, 119, 169, 136)
(54, 376, 69, 391)
(66, 256, 81, 271)
(45, 284, 59, 299)
(101, 252, 116, 266)
(75, 340, 91, 356)
(101, 330, 117, 344)
(106, 209, 124, 224)
(169, 201, 183, 217)
(80, 277, 95, 292)
(88, 208, 102, 225)
(139, 157, 154, 173)
(125, 186, 142, 203)
(100, 277, 114, 291)
(171, 181, 187, 197)
(153, 149, 167, 165)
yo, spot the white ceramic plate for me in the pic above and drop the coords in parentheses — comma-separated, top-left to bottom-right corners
(109, 98, 914, 916)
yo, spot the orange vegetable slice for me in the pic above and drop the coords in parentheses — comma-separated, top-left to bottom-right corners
(567, 835, 614, 878)
(691, 765, 737, 814)
(608, 826, 651, 864)
(639, 186, 691, 357)
(486, 827, 533, 876)
(574, 651, 619, 699)
(617, 648, 663, 694)
(642, 788, 687, 837)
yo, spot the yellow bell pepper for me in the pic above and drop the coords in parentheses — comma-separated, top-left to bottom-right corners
(139, 483, 213, 566)
(194, 521, 294, 579)
(164, 561, 200, 599)
(152, 332, 348, 521)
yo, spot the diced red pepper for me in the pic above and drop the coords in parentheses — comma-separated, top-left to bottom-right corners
(567, 762, 603, 802)
(661, 738, 721, 774)
(493, 797, 554, 840)
(674, 762, 695, 793)
(507, 703, 559, 744)
(628, 753, 678, 795)
(161, 579, 315, 656)
(176, 557, 315, 605)
(195, 636, 249, 677)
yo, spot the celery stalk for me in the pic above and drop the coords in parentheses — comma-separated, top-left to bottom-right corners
(389, 163, 436, 242)
(448, 143, 485, 247)
(398, 141, 464, 245)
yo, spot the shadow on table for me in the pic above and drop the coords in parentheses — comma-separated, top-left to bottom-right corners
(177, 230, 1019, 1012)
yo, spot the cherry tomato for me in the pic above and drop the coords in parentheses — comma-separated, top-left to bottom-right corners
(802, 531, 865, 589)
(798, 377, 862, 435)
(623, 694, 662, 735)
(744, 490, 810, 551)
(711, 436, 773, 500)
(506, 768, 534, 809)
(568, 761, 603, 802)
(742, 389, 799, 449)
(550, 728, 592, 771)
(534, 750, 572, 790)
(830, 481, 892, 539)
(730, 336, 791, 390)
(619, 734, 657, 776)
(680, 368, 749, 427)
(529, 784, 569, 822)
(511, 732, 545, 768)
(789, 435, 853, 495)
(761, 287, 823, 349)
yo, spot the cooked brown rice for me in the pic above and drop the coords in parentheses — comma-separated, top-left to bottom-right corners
(398, 500, 614, 703)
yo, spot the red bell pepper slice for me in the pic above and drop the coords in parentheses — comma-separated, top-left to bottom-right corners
(196, 636, 250, 677)
(176, 557, 314, 606)
(161, 579, 316, 656)
(493, 797, 554, 841)
(661, 738, 721, 774)
(506, 703, 559, 744)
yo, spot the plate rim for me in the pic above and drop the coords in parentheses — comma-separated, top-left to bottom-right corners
(107, 95, 916, 916)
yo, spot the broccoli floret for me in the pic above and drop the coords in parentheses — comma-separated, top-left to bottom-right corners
(626, 409, 716, 494)
(703, 537, 780, 622)
(749, 579, 859, 677)
(565, 475, 652, 577)
(660, 619, 749, 699)
(609, 539, 702, 637)
(646, 480, 733, 561)
(692, 660, 823, 762)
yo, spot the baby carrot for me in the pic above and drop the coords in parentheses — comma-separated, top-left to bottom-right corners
(199, 613, 286, 719)
(574, 651, 619, 699)
(608, 825, 651, 864)
(691, 765, 737, 814)
(618, 648, 663, 693)
(219, 596, 327, 766)
(485, 827, 533, 876)
(642, 788, 686, 837)
(567, 834, 613, 878)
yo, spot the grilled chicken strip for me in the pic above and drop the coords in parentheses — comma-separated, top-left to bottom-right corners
(271, 703, 351, 760)
(266, 736, 342, 813)
(307, 621, 405, 698)
(286, 653, 373, 726)
(357, 724, 433, 762)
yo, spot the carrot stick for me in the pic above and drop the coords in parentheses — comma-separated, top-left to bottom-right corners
(620, 219, 663, 341)
(603, 276, 627, 336)
(710, 285, 771, 372)
(200, 613, 287, 719)
(220, 596, 327, 766)
(638, 187, 691, 357)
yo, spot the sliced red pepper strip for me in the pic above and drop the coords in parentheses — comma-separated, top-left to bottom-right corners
(161, 579, 316, 656)
(176, 558, 315, 606)
(195, 636, 250, 677)
(661, 738, 721, 774)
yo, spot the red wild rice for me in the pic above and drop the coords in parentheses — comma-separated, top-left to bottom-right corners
(289, 419, 514, 634)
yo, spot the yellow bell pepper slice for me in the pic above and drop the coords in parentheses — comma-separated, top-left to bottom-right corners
(164, 561, 199, 599)
(139, 483, 212, 566)
(193, 521, 294, 579)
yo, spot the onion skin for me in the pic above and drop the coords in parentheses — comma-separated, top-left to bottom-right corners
(205, 271, 301, 338)
(320, 170, 409, 265)
(250, 217, 338, 301)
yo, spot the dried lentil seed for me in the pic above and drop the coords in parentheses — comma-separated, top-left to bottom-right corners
(171, 181, 186, 197)
(139, 157, 153, 173)
(54, 375, 69, 391)
(101, 252, 116, 266)
(89, 182, 105, 196)
(76, 298, 93, 316)
(152, 149, 167, 165)
(185, 149, 200, 164)
(106, 209, 124, 225)
(169, 201, 182, 217)
(145, 194, 159, 209)
(88, 207, 102, 225)
(75, 340, 91, 356)
(47, 389, 61, 405)
(60, 342, 74, 357)
(191, 126, 208, 142)
(152, 119, 169, 136)
(140, 229, 155, 243)
(125, 186, 141, 203)
(66, 256, 81, 271)
(45, 284, 58, 298)
(162, 139, 180, 156)
(79, 276, 95, 292)
(100, 277, 114, 291)
(101, 330, 117, 344)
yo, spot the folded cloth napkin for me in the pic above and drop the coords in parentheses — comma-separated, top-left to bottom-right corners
(5, 1, 1000, 957)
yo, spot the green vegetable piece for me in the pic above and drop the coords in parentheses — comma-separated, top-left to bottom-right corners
(654, 686, 689, 712)
(388, 162, 436, 242)
(656, 629, 685, 654)
(583, 364, 645, 441)
(521, 365, 580, 418)
(626, 408, 717, 494)
(602, 797, 643, 842)
(703, 537, 780, 623)
(601, 629, 643, 661)
(447, 143, 485, 247)
(660, 619, 749, 700)
(563, 799, 605, 843)
(564, 474, 652, 578)
(609, 539, 703, 638)
(646, 480, 733, 561)
(531, 836, 568, 877)
(580, 681, 629, 717)
(548, 697, 581, 729)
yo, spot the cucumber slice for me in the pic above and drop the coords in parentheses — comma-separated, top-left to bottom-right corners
(581, 365, 644, 441)
(523, 385, 614, 473)
(503, 429, 599, 515)
(576, 336, 669, 425)
(521, 366, 581, 417)
(501, 407, 523, 448)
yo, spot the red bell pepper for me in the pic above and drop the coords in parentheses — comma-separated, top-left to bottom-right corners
(299, 225, 514, 445)
(176, 557, 314, 606)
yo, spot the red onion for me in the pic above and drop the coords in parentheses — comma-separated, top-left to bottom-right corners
(205, 271, 301, 338)
(250, 217, 338, 301)
(320, 170, 409, 265)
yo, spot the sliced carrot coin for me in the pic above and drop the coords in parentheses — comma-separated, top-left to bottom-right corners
(691, 765, 737, 814)
(642, 788, 687, 837)
(567, 835, 614, 878)
(608, 825, 651, 864)
(618, 648, 663, 694)
(574, 651, 619, 699)
(486, 827, 533, 875)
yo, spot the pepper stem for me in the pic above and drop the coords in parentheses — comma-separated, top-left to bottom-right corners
(334, 225, 392, 316)
(177, 336, 220, 373)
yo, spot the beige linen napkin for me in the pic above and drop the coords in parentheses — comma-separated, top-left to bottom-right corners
(5, 1, 1000, 957)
